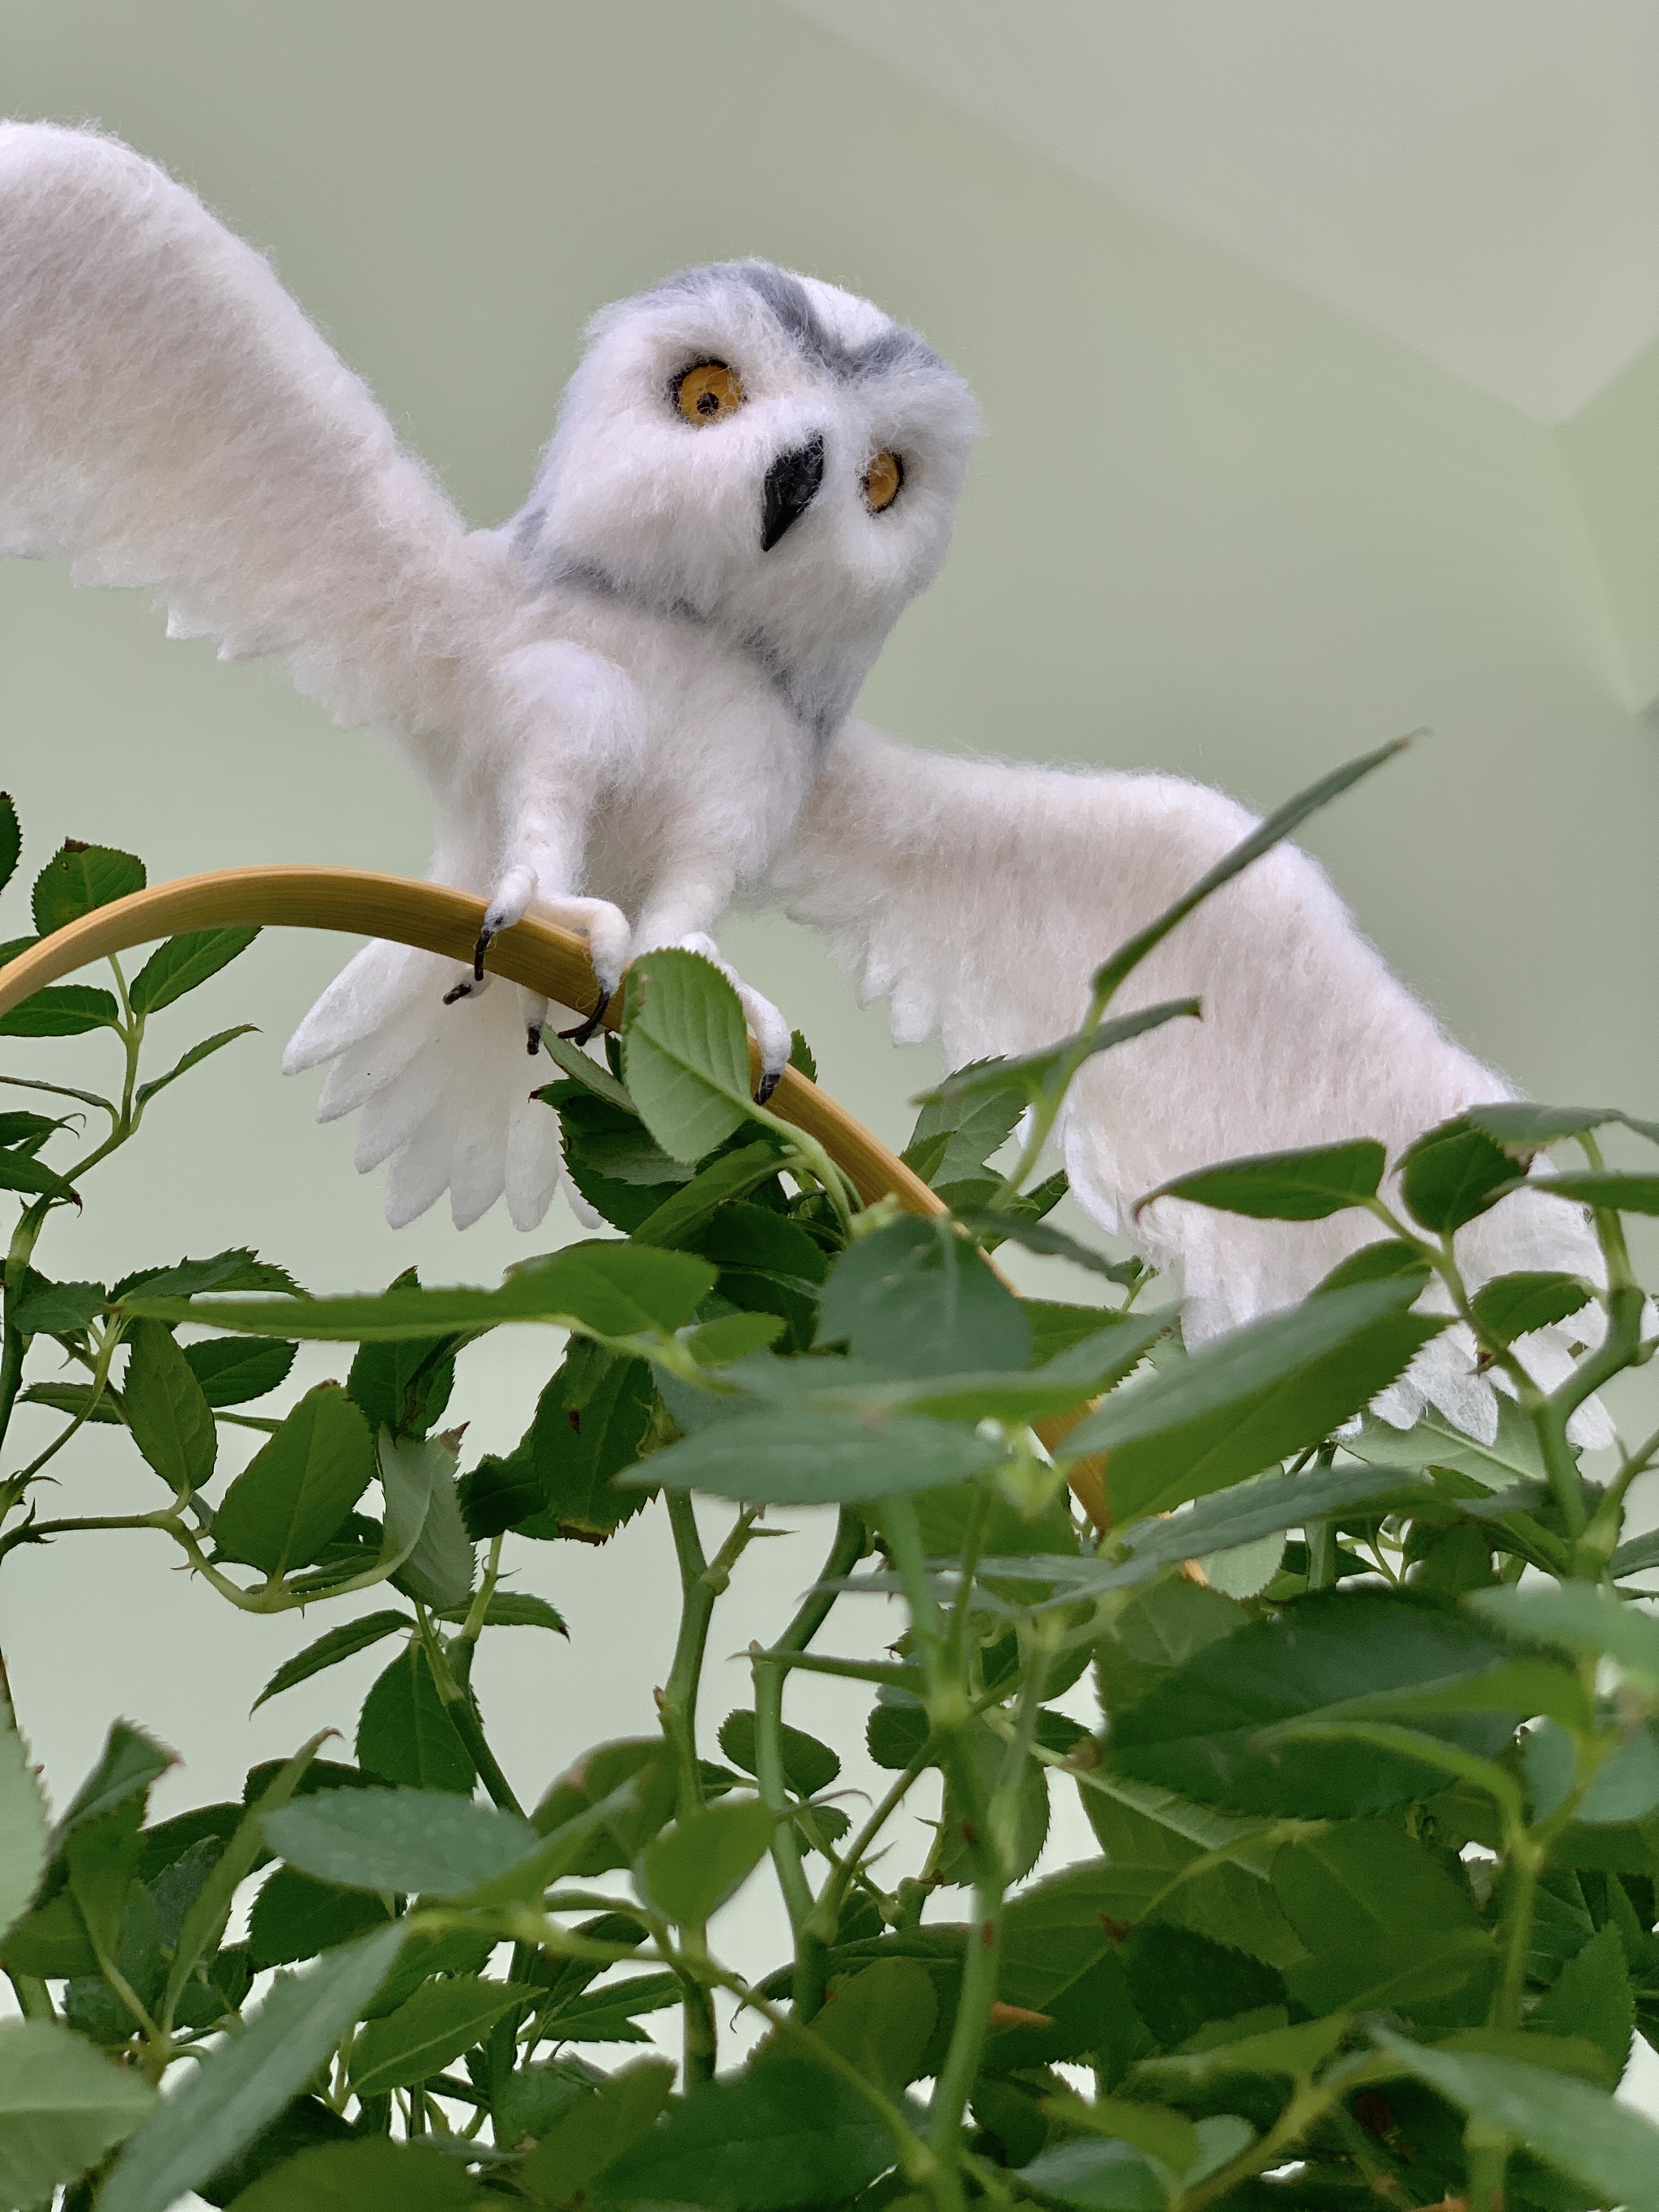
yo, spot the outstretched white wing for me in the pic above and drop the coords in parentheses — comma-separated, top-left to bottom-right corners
(0, 121, 511, 744)
(774, 722, 1604, 1438)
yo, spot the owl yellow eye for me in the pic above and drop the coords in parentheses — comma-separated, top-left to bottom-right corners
(864, 449, 904, 514)
(674, 360, 744, 425)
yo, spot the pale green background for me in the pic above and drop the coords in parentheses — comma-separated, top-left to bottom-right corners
(2, 0, 1657, 2103)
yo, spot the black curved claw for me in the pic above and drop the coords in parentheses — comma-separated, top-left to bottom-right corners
(558, 988, 612, 1047)
(442, 978, 475, 1006)
(754, 1068, 782, 1106)
(471, 927, 493, 983)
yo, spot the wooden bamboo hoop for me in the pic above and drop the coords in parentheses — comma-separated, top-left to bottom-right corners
(0, 867, 1108, 1528)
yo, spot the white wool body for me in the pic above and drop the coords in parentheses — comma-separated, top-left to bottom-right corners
(0, 123, 1611, 1443)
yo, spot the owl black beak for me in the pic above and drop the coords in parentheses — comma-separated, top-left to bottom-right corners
(761, 436, 825, 550)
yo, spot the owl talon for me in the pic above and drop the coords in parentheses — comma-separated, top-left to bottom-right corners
(527, 1023, 542, 1055)
(558, 989, 611, 1046)
(443, 976, 477, 1006)
(755, 1068, 781, 1106)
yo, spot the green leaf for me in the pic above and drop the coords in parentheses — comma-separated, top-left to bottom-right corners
(248, 1865, 392, 1969)
(212, 1384, 376, 1576)
(1271, 1822, 1492, 2022)
(682, 1310, 786, 1364)
(1065, 1278, 1444, 1522)
(0, 2019, 154, 2206)
(444, 1591, 567, 1634)
(32, 840, 145, 935)
(904, 1077, 1024, 1189)
(18, 1380, 119, 1425)
(1313, 1238, 1435, 1297)
(128, 926, 259, 1016)
(98, 1923, 405, 2212)
(599, 2056, 894, 2210)
(355, 1645, 476, 1795)
(0, 796, 19, 897)
(350, 1975, 530, 2096)
(132, 1023, 258, 1108)
(1533, 1921, 1634, 2086)
(251, 1613, 413, 1713)
(225, 2137, 484, 2210)
(123, 1317, 217, 1494)
(9, 1272, 103, 1334)
(1399, 1116, 1520, 1233)
(1373, 2027, 1659, 2212)
(519, 2056, 675, 2201)
(1469, 1271, 1596, 1344)
(811, 1958, 936, 2089)
(636, 1408, 1002, 1506)
(537, 1025, 637, 1110)
(953, 1208, 1143, 1285)
(719, 1711, 840, 1798)
(621, 948, 756, 1162)
(56, 1721, 175, 1838)
(536, 1969, 683, 2043)
(1136, 2011, 1351, 2086)
(1107, 1589, 1514, 1816)
(636, 1796, 774, 1922)
(633, 1141, 788, 1250)
(1532, 1169, 1659, 1213)
(920, 1000, 1200, 1111)
(186, 1336, 296, 1409)
(382, 1432, 474, 1611)
(1467, 1101, 1659, 1155)
(262, 1787, 535, 1896)
(1469, 1581, 1659, 1688)
(128, 1239, 715, 1341)
(0, 1706, 47, 1944)
(1141, 1140, 1386, 1222)
(115, 1248, 302, 1302)
(0, 1147, 76, 1201)
(817, 1214, 1030, 1376)
(0, 982, 118, 1037)
(519, 1345, 658, 1541)
(1614, 1527, 1659, 1580)
(1090, 736, 1408, 1008)
(1013, 2137, 1169, 2210)
(347, 1270, 460, 1438)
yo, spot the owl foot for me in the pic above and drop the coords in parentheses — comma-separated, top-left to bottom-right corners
(558, 990, 611, 1046)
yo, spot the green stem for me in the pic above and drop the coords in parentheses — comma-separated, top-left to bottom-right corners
(415, 1606, 522, 1815)
(5, 1968, 53, 2019)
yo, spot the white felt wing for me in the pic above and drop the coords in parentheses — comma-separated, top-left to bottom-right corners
(0, 122, 510, 745)
(772, 722, 1606, 1440)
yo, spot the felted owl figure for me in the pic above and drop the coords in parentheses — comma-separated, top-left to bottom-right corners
(0, 121, 1608, 1443)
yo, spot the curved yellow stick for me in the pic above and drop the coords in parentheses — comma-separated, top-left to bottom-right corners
(0, 867, 1108, 1527)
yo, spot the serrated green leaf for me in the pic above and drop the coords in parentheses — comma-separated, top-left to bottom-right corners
(186, 1335, 296, 1408)
(636, 1796, 774, 1922)
(0, 982, 118, 1038)
(817, 1213, 1030, 1376)
(520, 2057, 675, 2201)
(224, 2137, 484, 2210)
(99, 1923, 405, 2212)
(213, 1384, 375, 1576)
(355, 1644, 475, 1796)
(382, 1431, 474, 1611)
(633, 1408, 1001, 1506)
(32, 841, 145, 936)
(247, 1864, 393, 1971)
(633, 1142, 787, 1250)
(1468, 1101, 1659, 1156)
(1013, 2137, 1169, 2210)
(1533, 1922, 1634, 2086)
(600, 2056, 893, 2210)
(1469, 1270, 1596, 1344)
(251, 1613, 412, 1713)
(621, 948, 756, 1162)
(952, 1209, 1144, 1285)
(350, 1975, 530, 2096)
(718, 1710, 840, 1798)
(129, 926, 259, 1015)
(1532, 1169, 1659, 1213)
(8, 1272, 102, 1333)
(0, 1720, 46, 1955)
(123, 1316, 217, 1494)
(1469, 1581, 1659, 1687)
(133, 1022, 258, 1108)
(0, 2019, 154, 2206)
(1271, 1822, 1491, 2022)
(263, 1787, 535, 1896)
(114, 1248, 301, 1302)
(55, 1722, 175, 1840)
(536, 1968, 682, 2043)
(1399, 1116, 1519, 1232)
(1142, 1140, 1386, 1222)
(0, 796, 19, 898)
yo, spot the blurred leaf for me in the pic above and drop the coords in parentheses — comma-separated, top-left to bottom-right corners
(124, 1317, 217, 1494)
(952, 1209, 1144, 1285)
(920, 1000, 1200, 1111)
(599, 2056, 893, 2210)
(633, 1142, 787, 1250)
(226, 2137, 484, 2210)
(0, 2018, 154, 2207)
(1013, 2137, 1169, 2210)
(622, 948, 755, 1163)
(1399, 1117, 1519, 1233)
(1532, 1170, 1659, 1213)
(186, 1336, 296, 1409)
(817, 1214, 1030, 1375)
(635, 1408, 1000, 1506)
(1469, 1582, 1659, 1688)
(55, 1722, 176, 1840)
(251, 1613, 412, 1713)
(1070, 1785, 1304, 1975)
(263, 1788, 535, 1898)
(347, 1270, 460, 1438)
(247, 1866, 392, 1970)
(0, 1703, 48, 1945)
(0, 795, 18, 897)
(32, 841, 145, 936)
(519, 2057, 675, 2201)
(0, 983, 119, 1038)
(682, 1310, 785, 1364)
(1613, 1528, 1659, 1580)
(1066, 1279, 1444, 1522)
(1142, 1140, 1386, 1222)
(382, 1432, 474, 1611)
(129, 927, 259, 1016)
(636, 1796, 774, 1922)
(1372, 2028, 1659, 2212)
(127, 1240, 714, 1341)
(719, 1710, 840, 1798)
(1137, 2011, 1351, 2087)
(1468, 1102, 1659, 1155)
(1533, 1922, 1634, 2086)
(355, 1645, 476, 1796)
(133, 1024, 258, 1108)
(1470, 1271, 1596, 1343)
(811, 1958, 936, 2089)
(350, 1975, 530, 2096)
(1314, 1239, 1435, 1297)
(1107, 1589, 1513, 1816)
(213, 1385, 376, 1577)
(99, 1924, 405, 2212)
(1272, 1822, 1492, 2023)
(538, 1970, 682, 2043)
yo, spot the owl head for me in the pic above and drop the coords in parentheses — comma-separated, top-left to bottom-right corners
(513, 261, 979, 739)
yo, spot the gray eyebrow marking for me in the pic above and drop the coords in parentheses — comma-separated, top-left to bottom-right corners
(650, 259, 941, 382)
